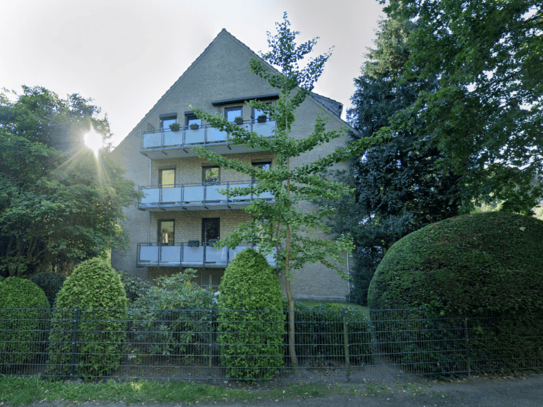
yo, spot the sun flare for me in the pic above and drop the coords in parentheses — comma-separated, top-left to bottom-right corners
(84, 128, 104, 157)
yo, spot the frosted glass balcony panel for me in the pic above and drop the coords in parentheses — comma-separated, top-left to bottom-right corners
(185, 128, 205, 144)
(141, 188, 160, 204)
(253, 121, 275, 138)
(164, 131, 183, 146)
(207, 128, 228, 143)
(184, 246, 204, 263)
(206, 185, 228, 201)
(162, 187, 182, 203)
(161, 246, 181, 263)
(205, 246, 227, 263)
(140, 246, 158, 262)
(143, 133, 161, 148)
(184, 185, 204, 202)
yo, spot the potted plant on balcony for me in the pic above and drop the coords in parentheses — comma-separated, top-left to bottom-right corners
(190, 123, 199, 130)
(234, 116, 244, 125)
(257, 114, 267, 123)
(188, 240, 199, 247)
(169, 122, 181, 132)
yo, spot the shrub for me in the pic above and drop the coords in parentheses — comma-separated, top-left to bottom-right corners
(130, 269, 215, 358)
(218, 248, 285, 380)
(0, 277, 50, 370)
(368, 212, 543, 374)
(47, 258, 128, 378)
(291, 302, 373, 366)
(118, 271, 151, 304)
(31, 273, 66, 307)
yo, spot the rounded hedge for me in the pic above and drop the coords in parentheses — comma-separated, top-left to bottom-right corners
(218, 248, 285, 380)
(0, 277, 50, 370)
(47, 258, 128, 378)
(31, 273, 66, 307)
(368, 212, 543, 374)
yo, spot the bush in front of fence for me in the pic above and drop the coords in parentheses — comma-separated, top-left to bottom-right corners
(118, 271, 151, 305)
(31, 273, 66, 307)
(47, 258, 129, 378)
(0, 277, 50, 371)
(368, 212, 543, 375)
(130, 269, 215, 359)
(218, 248, 285, 380)
(291, 302, 373, 366)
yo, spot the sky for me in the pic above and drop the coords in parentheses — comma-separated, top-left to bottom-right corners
(0, 0, 384, 147)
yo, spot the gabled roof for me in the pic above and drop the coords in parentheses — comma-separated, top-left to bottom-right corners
(114, 29, 351, 152)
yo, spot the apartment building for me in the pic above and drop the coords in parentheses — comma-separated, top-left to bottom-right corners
(111, 29, 351, 301)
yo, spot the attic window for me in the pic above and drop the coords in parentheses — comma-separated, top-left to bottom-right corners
(160, 114, 177, 132)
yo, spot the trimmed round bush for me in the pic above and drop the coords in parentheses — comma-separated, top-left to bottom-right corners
(47, 258, 128, 378)
(368, 212, 543, 374)
(0, 277, 50, 370)
(31, 273, 66, 307)
(218, 248, 285, 380)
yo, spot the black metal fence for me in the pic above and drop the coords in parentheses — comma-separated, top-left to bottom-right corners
(0, 307, 541, 381)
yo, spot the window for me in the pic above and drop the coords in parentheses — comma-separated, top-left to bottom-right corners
(202, 166, 220, 185)
(201, 274, 221, 289)
(252, 161, 272, 180)
(202, 218, 220, 246)
(160, 115, 177, 132)
(185, 114, 202, 127)
(225, 107, 243, 122)
(158, 220, 174, 246)
(159, 169, 175, 188)
(252, 104, 270, 120)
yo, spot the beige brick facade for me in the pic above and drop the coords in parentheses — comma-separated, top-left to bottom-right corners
(111, 29, 352, 301)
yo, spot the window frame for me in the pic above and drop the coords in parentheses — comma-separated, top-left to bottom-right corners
(158, 167, 176, 187)
(202, 165, 220, 185)
(224, 106, 243, 122)
(201, 218, 220, 246)
(160, 114, 177, 132)
(157, 219, 175, 246)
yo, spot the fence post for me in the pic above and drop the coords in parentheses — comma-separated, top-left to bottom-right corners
(343, 309, 351, 381)
(71, 307, 80, 377)
(464, 316, 471, 377)
(208, 311, 213, 379)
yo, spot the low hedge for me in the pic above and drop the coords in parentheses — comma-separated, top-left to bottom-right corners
(47, 258, 128, 378)
(368, 212, 543, 375)
(0, 277, 50, 370)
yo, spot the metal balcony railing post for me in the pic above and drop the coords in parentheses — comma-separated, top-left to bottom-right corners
(71, 307, 80, 377)
(180, 242, 184, 266)
(464, 316, 471, 377)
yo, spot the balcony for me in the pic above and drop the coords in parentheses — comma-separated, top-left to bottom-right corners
(138, 180, 274, 211)
(140, 120, 276, 159)
(137, 243, 277, 268)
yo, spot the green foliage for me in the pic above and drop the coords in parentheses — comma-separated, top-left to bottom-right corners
(0, 86, 140, 277)
(368, 212, 543, 373)
(289, 301, 373, 365)
(328, 17, 462, 305)
(218, 248, 285, 379)
(380, 0, 543, 213)
(47, 258, 128, 378)
(0, 277, 49, 369)
(31, 273, 66, 307)
(118, 271, 151, 304)
(131, 269, 215, 357)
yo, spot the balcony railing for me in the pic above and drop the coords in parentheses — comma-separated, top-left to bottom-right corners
(140, 119, 276, 158)
(137, 243, 277, 268)
(138, 180, 274, 211)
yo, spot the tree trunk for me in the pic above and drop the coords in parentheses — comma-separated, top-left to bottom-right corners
(285, 276, 298, 368)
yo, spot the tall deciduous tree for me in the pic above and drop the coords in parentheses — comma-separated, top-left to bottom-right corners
(380, 0, 543, 214)
(0, 86, 139, 277)
(331, 18, 462, 305)
(192, 13, 378, 366)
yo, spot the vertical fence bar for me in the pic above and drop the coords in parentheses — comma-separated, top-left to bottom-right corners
(464, 316, 471, 377)
(343, 309, 350, 381)
(208, 312, 213, 379)
(71, 307, 80, 377)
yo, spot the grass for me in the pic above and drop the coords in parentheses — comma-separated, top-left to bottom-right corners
(0, 376, 441, 406)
